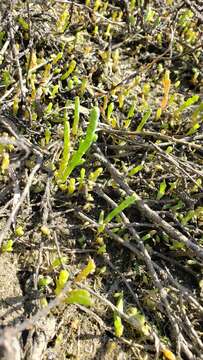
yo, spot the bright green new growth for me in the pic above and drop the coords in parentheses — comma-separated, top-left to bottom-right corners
(61, 59, 76, 80)
(128, 164, 143, 176)
(104, 194, 137, 225)
(60, 106, 100, 183)
(177, 94, 199, 114)
(2, 239, 13, 253)
(65, 289, 92, 307)
(157, 179, 167, 200)
(55, 269, 69, 295)
(114, 292, 124, 337)
(107, 102, 114, 121)
(72, 96, 80, 136)
(136, 109, 151, 132)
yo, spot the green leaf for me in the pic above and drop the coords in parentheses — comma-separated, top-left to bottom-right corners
(177, 95, 199, 114)
(187, 122, 200, 136)
(55, 269, 69, 295)
(61, 60, 76, 80)
(127, 307, 150, 335)
(2, 70, 12, 87)
(136, 109, 151, 132)
(50, 84, 59, 98)
(38, 276, 52, 287)
(18, 16, 29, 30)
(2, 240, 13, 253)
(114, 292, 124, 337)
(72, 96, 80, 136)
(104, 194, 137, 225)
(157, 179, 167, 200)
(45, 127, 51, 145)
(97, 244, 106, 254)
(127, 102, 135, 119)
(75, 258, 96, 283)
(60, 106, 99, 182)
(56, 10, 69, 33)
(51, 256, 68, 269)
(181, 210, 195, 225)
(52, 52, 63, 65)
(65, 289, 93, 307)
(128, 164, 143, 176)
(107, 102, 114, 121)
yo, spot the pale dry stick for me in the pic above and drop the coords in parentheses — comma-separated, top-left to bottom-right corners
(8, 167, 21, 226)
(0, 85, 17, 103)
(103, 254, 142, 311)
(163, 266, 203, 313)
(104, 141, 173, 151)
(0, 39, 10, 62)
(169, 25, 176, 63)
(44, 246, 96, 254)
(53, 231, 66, 270)
(93, 146, 203, 260)
(106, 221, 159, 229)
(99, 126, 203, 151)
(33, 241, 44, 294)
(178, 157, 203, 178)
(0, 200, 13, 217)
(28, 60, 50, 76)
(151, 142, 203, 188)
(179, 296, 203, 351)
(25, 0, 34, 83)
(0, 158, 42, 248)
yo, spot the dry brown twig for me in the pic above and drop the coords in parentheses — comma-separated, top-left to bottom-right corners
(0, 157, 42, 248)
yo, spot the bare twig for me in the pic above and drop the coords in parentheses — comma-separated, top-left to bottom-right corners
(0, 157, 42, 248)
(8, 14, 27, 102)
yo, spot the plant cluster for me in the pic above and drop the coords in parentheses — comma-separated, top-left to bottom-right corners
(0, 0, 202, 359)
